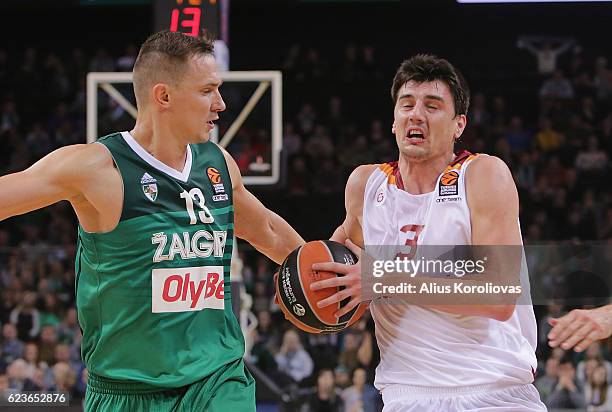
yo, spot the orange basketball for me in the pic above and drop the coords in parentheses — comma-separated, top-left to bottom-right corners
(275, 240, 366, 334)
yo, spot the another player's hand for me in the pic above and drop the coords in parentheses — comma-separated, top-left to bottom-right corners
(548, 306, 612, 352)
(310, 239, 362, 318)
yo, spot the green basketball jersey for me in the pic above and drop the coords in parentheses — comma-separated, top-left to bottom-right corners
(76, 131, 244, 388)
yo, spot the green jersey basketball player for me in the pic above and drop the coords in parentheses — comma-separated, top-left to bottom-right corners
(0, 31, 305, 411)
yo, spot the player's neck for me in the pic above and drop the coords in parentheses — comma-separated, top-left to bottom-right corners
(399, 152, 455, 195)
(130, 120, 189, 173)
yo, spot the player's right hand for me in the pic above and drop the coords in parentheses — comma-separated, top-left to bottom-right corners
(310, 239, 363, 318)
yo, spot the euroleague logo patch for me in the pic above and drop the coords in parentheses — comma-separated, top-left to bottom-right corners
(207, 167, 221, 184)
(207, 167, 228, 201)
(292, 303, 306, 317)
(439, 170, 459, 196)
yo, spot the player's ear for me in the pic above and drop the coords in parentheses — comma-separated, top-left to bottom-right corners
(391, 122, 396, 134)
(454, 114, 467, 140)
(152, 83, 171, 108)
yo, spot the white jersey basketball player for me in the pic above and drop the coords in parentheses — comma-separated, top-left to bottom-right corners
(310, 55, 547, 411)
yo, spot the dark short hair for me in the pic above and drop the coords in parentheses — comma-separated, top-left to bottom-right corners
(390, 54, 470, 116)
(133, 30, 215, 105)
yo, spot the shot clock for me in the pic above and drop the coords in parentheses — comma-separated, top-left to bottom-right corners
(154, 0, 221, 38)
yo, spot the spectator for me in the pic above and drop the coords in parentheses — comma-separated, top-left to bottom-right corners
(275, 329, 314, 384)
(362, 46, 382, 79)
(253, 282, 270, 313)
(9, 291, 40, 341)
(577, 343, 612, 385)
(585, 364, 612, 411)
(301, 368, 344, 412)
(341, 367, 382, 412)
(283, 122, 302, 158)
(594, 56, 612, 102)
(334, 365, 350, 390)
(40, 293, 61, 327)
(288, 156, 310, 196)
(575, 136, 608, 173)
(468, 93, 490, 130)
(248, 328, 277, 375)
(338, 331, 362, 373)
(38, 325, 58, 365)
(547, 354, 586, 409)
(6, 359, 29, 391)
(89, 49, 115, 72)
(22, 367, 45, 391)
(307, 333, 339, 373)
(304, 126, 335, 159)
(312, 159, 343, 194)
(518, 37, 575, 75)
(0, 100, 19, 134)
(535, 357, 560, 403)
(535, 117, 563, 152)
(116, 44, 137, 71)
(297, 103, 318, 136)
(1, 323, 23, 365)
(540, 70, 575, 100)
(56, 307, 79, 345)
(51, 361, 77, 396)
(514, 151, 536, 189)
(23, 342, 44, 378)
(54, 343, 81, 373)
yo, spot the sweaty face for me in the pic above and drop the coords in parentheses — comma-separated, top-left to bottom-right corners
(393, 80, 466, 162)
(167, 55, 226, 144)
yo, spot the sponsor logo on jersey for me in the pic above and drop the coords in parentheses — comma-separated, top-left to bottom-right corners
(439, 170, 459, 197)
(141, 173, 158, 202)
(212, 194, 228, 202)
(152, 266, 224, 313)
(207, 167, 226, 195)
(376, 189, 385, 203)
(436, 197, 462, 203)
(151, 230, 227, 263)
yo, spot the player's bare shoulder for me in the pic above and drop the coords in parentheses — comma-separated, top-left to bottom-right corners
(53, 143, 116, 184)
(53, 142, 123, 232)
(465, 155, 518, 214)
(345, 164, 379, 213)
(216, 143, 242, 191)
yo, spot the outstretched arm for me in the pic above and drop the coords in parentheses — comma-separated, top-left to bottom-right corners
(222, 148, 304, 264)
(0, 145, 95, 221)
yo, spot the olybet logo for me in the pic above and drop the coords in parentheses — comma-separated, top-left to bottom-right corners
(152, 266, 225, 313)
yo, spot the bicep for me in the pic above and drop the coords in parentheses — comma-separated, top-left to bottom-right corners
(0, 147, 83, 220)
(342, 164, 376, 247)
(233, 184, 271, 241)
(220, 146, 270, 241)
(468, 157, 521, 245)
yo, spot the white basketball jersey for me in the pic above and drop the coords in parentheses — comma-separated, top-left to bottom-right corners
(363, 152, 538, 389)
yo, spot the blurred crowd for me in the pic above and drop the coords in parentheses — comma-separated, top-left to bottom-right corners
(1, 37, 612, 411)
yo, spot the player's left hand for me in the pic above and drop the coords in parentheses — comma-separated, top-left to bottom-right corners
(548, 306, 612, 352)
(310, 239, 362, 318)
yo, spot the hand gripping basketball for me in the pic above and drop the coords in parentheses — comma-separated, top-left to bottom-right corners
(275, 239, 367, 333)
(310, 239, 363, 318)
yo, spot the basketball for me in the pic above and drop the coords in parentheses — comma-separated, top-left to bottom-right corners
(275, 240, 367, 334)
